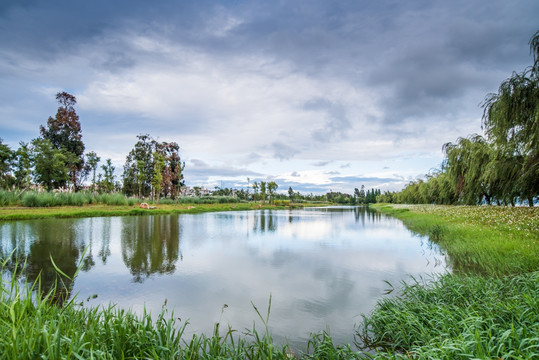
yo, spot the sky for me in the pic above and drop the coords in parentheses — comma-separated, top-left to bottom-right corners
(0, 0, 537, 194)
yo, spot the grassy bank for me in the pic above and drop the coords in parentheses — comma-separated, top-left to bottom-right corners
(0, 202, 289, 221)
(360, 204, 539, 359)
(371, 204, 538, 275)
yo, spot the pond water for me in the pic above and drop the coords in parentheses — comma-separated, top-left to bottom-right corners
(0, 206, 447, 347)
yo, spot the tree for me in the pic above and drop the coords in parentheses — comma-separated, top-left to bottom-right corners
(123, 134, 154, 197)
(260, 181, 267, 204)
(252, 181, 259, 201)
(152, 152, 165, 203)
(13, 142, 32, 190)
(86, 151, 100, 195)
(268, 181, 278, 204)
(40, 92, 85, 190)
(288, 186, 294, 201)
(32, 138, 69, 191)
(358, 185, 366, 204)
(481, 31, 539, 206)
(0, 139, 14, 189)
(100, 159, 115, 193)
(123, 135, 184, 199)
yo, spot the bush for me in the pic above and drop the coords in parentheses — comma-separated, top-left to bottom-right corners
(0, 190, 20, 206)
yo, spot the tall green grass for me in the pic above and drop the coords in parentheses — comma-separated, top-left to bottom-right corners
(0, 190, 21, 206)
(17, 191, 139, 207)
(357, 272, 539, 359)
(2, 189, 242, 207)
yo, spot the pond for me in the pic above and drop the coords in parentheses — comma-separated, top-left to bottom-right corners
(0, 206, 447, 347)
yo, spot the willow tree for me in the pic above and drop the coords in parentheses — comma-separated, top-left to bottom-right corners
(443, 135, 495, 205)
(482, 31, 539, 206)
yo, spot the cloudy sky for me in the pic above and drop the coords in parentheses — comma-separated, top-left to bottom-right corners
(1, 0, 537, 194)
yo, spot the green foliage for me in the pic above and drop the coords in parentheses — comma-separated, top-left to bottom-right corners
(273, 199, 291, 206)
(16, 191, 135, 207)
(358, 272, 539, 359)
(31, 138, 70, 191)
(123, 135, 184, 200)
(0, 139, 14, 189)
(0, 190, 20, 206)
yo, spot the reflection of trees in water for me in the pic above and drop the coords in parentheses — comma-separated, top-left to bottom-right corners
(0, 222, 29, 277)
(252, 210, 278, 233)
(353, 206, 382, 225)
(0, 219, 88, 306)
(98, 217, 112, 264)
(121, 215, 182, 283)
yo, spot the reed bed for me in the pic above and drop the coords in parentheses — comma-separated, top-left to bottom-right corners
(358, 272, 539, 359)
(0, 189, 242, 208)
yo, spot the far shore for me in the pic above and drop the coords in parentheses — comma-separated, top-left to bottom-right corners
(0, 202, 328, 221)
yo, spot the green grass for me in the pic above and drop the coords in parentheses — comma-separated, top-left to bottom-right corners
(371, 204, 539, 276)
(358, 272, 539, 359)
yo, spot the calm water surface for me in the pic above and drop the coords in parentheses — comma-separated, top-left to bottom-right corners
(0, 206, 447, 346)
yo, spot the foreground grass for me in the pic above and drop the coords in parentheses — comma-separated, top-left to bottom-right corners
(360, 204, 539, 359)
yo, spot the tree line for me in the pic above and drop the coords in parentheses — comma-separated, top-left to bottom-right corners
(385, 31, 538, 207)
(0, 92, 185, 203)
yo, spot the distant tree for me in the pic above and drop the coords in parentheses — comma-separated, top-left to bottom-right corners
(268, 181, 278, 204)
(40, 92, 85, 190)
(359, 185, 366, 204)
(252, 181, 259, 201)
(32, 138, 69, 191)
(0, 139, 14, 189)
(86, 151, 100, 195)
(123, 134, 154, 198)
(288, 186, 294, 201)
(152, 152, 165, 203)
(13, 142, 32, 190)
(123, 135, 184, 199)
(100, 159, 115, 193)
(260, 181, 267, 204)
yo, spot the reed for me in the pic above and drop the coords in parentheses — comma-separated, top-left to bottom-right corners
(357, 272, 539, 359)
